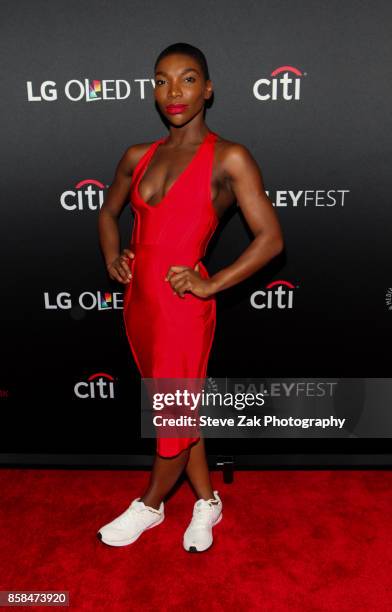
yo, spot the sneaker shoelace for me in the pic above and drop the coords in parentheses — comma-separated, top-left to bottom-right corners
(190, 501, 219, 529)
(116, 503, 159, 529)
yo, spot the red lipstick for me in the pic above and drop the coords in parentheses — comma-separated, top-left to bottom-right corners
(166, 104, 188, 115)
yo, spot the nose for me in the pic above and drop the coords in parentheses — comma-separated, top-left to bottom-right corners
(168, 82, 182, 99)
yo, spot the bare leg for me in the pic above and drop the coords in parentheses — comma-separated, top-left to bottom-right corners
(139, 447, 191, 510)
(185, 437, 217, 501)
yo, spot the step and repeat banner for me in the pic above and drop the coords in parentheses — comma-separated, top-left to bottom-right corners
(1, 1, 391, 458)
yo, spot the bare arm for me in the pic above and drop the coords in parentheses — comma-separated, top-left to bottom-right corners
(98, 146, 138, 284)
(209, 143, 284, 294)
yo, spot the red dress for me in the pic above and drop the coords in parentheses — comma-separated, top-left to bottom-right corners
(122, 130, 219, 457)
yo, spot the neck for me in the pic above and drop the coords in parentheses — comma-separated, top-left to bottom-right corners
(165, 125, 210, 147)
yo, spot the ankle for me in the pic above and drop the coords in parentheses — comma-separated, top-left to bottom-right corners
(201, 494, 219, 504)
(139, 497, 162, 511)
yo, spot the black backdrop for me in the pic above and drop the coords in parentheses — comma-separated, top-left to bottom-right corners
(2, 0, 391, 461)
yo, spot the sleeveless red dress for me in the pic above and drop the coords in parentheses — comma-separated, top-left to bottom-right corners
(122, 130, 219, 458)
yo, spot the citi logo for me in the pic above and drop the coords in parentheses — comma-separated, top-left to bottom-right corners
(74, 372, 115, 399)
(253, 66, 305, 101)
(250, 280, 297, 309)
(60, 179, 106, 211)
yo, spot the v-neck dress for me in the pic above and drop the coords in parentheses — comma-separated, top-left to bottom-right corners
(122, 130, 219, 458)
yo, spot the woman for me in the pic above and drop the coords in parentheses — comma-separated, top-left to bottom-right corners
(97, 43, 284, 552)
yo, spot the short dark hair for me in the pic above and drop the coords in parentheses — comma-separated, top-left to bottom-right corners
(154, 42, 210, 81)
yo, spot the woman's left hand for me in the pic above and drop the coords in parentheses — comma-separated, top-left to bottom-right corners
(165, 263, 215, 299)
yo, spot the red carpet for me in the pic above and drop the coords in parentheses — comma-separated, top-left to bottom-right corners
(1, 468, 392, 611)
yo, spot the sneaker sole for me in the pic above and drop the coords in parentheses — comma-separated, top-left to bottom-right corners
(97, 514, 165, 547)
(183, 511, 223, 553)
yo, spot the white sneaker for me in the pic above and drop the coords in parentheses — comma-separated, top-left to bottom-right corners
(97, 498, 165, 546)
(183, 490, 223, 552)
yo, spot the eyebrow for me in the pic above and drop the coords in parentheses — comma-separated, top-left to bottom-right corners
(155, 68, 200, 77)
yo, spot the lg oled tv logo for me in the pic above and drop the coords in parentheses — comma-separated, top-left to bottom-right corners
(250, 280, 298, 310)
(253, 66, 305, 101)
(26, 79, 153, 102)
(44, 291, 124, 310)
(60, 179, 107, 211)
(74, 372, 116, 399)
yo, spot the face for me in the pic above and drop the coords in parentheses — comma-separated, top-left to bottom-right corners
(154, 53, 213, 123)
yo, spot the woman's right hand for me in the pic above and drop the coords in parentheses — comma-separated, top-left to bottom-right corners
(107, 248, 135, 284)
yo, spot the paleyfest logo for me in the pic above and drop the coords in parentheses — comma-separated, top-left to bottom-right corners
(250, 280, 297, 310)
(253, 65, 305, 101)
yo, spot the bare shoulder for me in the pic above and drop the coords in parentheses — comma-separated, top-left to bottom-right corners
(214, 135, 256, 180)
(119, 141, 155, 176)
